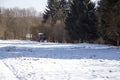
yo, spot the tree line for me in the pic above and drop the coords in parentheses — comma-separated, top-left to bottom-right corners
(98, 0, 120, 46)
(0, 7, 42, 40)
(42, 0, 120, 46)
(0, 0, 120, 46)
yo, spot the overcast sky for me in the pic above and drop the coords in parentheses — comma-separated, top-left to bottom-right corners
(0, 0, 97, 13)
(0, 0, 47, 13)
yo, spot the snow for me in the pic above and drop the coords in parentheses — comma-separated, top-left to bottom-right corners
(0, 40, 120, 80)
(0, 60, 18, 80)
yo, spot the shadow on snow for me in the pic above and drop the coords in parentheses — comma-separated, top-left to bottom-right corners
(0, 45, 120, 60)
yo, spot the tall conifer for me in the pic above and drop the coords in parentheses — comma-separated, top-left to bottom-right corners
(98, 0, 120, 45)
(65, 0, 98, 42)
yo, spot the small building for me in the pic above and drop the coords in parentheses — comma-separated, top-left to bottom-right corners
(26, 33, 32, 40)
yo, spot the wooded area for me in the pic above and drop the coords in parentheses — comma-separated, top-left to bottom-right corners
(0, 7, 42, 40)
(0, 0, 120, 46)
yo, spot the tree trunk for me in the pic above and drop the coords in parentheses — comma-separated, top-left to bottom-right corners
(13, 31, 17, 39)
(81, 39, 84, 43)
(116, 32, 120, 46)
(4, 31, 7, 40)
(117, 36, 120, 46)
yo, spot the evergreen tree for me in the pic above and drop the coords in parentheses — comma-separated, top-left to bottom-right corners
(43, 0, 55, 24)
(98, 0, 120, 45)
(43, 0, 69, 25)
(85, 2, 99, 41)
(59, 0, 68, 20)
(112, 1, 120, 46)
(43, 0, 69, 42)
(65, 0, 98, 42)
(98, 0, 111, 41)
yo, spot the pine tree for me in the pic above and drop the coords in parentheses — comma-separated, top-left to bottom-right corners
(98, 0, 120, 45)
(59, 0, 68, 20)
(43, 0, 69, 25)
(65, 0, 98, 42)
(112, 1, 120, 46)
(98, 0, 111, 41)
(85, 2, 99, 41)
(43, 0, 69, 42)
(43, 0, 55, 24)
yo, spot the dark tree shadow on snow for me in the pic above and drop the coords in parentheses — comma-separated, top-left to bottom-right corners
(0, 46, 120, 60)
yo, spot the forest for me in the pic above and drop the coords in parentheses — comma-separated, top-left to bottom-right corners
(0, 0, 120, 46)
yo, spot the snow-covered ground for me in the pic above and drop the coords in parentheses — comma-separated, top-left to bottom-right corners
(0, 40, 120, 80)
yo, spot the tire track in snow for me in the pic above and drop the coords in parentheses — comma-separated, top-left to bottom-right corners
(0, 60, 18, 80)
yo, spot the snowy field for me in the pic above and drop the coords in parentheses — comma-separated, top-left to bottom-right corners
(0, 40, 120, 80)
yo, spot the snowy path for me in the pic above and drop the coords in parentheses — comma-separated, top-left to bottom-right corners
(2, 58, 120, 80)
(0, 60, 18, 80)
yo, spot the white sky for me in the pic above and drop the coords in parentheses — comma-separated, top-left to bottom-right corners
(0, 0, 97, 13)
(0, 0, 47, 13)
